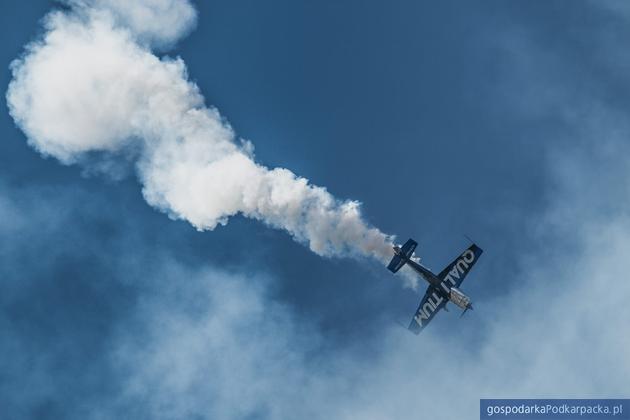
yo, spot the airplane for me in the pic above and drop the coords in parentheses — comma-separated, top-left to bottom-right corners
(387, 238, 483, 334)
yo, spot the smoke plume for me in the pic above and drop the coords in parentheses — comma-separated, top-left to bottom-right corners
(7, 0, 401, 273)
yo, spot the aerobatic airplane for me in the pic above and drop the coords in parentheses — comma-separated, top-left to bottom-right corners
(387, 239, 483, 334)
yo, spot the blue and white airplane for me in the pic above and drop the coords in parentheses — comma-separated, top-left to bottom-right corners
(387, 239, 483, 334)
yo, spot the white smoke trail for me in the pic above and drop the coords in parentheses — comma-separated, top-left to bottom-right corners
(7, 0, 408, 280)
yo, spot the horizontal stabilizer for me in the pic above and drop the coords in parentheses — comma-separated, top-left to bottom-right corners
(387, 255, 405, 273)
(400, 239, 417, 258)
(387, 239, 417, 273)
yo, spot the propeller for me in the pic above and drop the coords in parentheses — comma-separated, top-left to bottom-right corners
(460, 303, 474, 318)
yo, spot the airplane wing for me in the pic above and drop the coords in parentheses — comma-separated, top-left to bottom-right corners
(437, 243, 483, 288)
(408, 285, 447, 334)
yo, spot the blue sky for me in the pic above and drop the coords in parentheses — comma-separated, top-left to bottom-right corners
(1, 1, 629, 419)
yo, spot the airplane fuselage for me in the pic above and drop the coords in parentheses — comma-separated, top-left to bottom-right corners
(394, 247, 443, 288)
(393, 246, 472, 310)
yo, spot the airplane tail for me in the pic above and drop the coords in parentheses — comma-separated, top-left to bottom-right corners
(387, 239, 417, 273)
